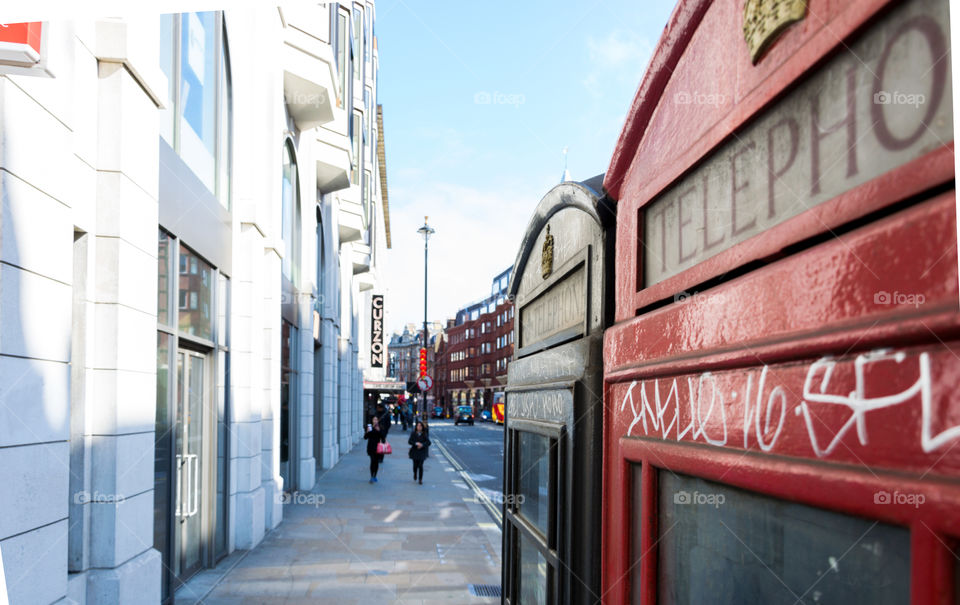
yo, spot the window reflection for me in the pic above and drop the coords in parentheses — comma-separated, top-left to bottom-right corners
(658, 472, 911, 605)
(178, 243, 214, 340)
(160, 12, 229, 197)
(519, 532, 548, 604)
(158, 231, 172, 324)
(179, 12, 217, 191)
(281, 142, 300, 284)
(518, 431, 550, 537)
(160, 14, 176, 145)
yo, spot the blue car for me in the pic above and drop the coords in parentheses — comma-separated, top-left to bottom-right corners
(454, 406, 475, 426)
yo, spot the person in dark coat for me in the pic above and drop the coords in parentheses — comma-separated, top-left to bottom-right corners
(375, 403, 392, 462)
(408, 421, 431, 485)
(365, 416, 384, 483)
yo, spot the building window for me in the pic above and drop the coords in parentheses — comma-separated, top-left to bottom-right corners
(158, 12, 231, 200)
(351, 111, 362, 184)
(364, 7, 371, 64)
(216, 30, 232, 209)
(353, 6, 362, 83)
(363, 170, 371, 224)
(335, 8, 349, 107)
(160, 14, 176, 144)
(178, 243, 214, 340)
(281, 140, 301, 284)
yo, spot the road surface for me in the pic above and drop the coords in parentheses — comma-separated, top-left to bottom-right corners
(427, 418, 504, 528)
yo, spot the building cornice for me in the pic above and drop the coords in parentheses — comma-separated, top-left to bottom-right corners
(376, 104, 391, 249)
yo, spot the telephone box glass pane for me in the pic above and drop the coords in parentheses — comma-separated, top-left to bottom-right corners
(954, 543, 959, 605)
(630, 464, 642, 604)
(658, 472, 910, 605)
(518, 431, 550, 536)
(518, 532, 548, 604)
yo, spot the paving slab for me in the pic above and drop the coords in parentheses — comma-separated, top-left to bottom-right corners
(175, 440, 502, 604)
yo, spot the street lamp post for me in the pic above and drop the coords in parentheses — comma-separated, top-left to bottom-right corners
(416, 216, 435, 420)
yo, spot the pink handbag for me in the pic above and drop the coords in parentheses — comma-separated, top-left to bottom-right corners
(377, 441, 392, 455)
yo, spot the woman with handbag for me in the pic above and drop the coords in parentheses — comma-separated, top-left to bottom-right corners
(364, 416, 385, 483)
(408, 422, 431, 485)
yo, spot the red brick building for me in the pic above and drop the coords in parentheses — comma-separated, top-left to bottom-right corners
(440, 268, 514, 416)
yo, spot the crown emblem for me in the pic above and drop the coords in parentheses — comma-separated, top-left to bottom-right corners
(541, 224, 554, 280)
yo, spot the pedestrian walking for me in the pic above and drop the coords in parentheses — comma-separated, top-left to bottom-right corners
(375, 403, 392, 462)
(408, 421, 431, 485)
(365, 417, 384, 483)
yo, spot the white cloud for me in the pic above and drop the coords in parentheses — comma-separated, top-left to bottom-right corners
(380, 181, 540, 336)
(583, 30, 653, 95)
(587, 29, 650, 66)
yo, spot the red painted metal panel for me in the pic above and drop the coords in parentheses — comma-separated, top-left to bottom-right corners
(610, 341, 960, 474)
(608, 439, 960, 603)
(607, 0, 953, 323)
(607, 192, 959, 376)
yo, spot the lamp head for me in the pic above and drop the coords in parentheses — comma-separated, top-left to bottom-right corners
(416, 215, 435, 241)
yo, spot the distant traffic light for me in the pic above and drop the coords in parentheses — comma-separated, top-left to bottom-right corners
(419, 348, 427, 377)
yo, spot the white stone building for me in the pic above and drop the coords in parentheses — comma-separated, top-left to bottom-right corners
(0, 3, 389, 602)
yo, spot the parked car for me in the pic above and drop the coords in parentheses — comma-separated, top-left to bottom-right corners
(431, 406, 444, 419)
(479, 410, 492, 422)
(454, 405, 475, 426)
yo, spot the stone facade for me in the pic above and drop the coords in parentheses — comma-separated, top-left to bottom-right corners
(0, 3, 387, 603)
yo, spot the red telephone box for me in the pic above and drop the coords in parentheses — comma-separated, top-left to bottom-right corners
(602, 0, 958, 603)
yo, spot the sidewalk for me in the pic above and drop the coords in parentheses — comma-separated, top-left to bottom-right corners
(175, 434, 503, 604)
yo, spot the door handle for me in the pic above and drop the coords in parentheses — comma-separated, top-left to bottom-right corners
(175, 454, 183, 518)
(189, 454, 200, 518)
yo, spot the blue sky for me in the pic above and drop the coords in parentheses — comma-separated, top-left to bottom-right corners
(374, 0, 676, 334)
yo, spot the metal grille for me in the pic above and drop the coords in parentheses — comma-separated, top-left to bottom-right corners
(468, 584, 502, 597)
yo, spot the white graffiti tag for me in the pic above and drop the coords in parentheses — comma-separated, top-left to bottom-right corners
(619, 349, 960, 457)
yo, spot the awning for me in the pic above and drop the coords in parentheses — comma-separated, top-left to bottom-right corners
(363, 380, 405, 392)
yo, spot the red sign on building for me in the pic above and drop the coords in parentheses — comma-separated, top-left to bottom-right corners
(0, 21, 50, 77)
(0, 22, 43, 67)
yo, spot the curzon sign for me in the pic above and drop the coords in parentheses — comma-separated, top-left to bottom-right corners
(370, 295, 384, 367)
(642, 0, 952, 286)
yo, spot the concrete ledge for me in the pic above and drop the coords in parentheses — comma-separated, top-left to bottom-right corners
(261, 479, 283, 531)
(320, 445, 339, 469)
(66, 570, 87, 605)
(85, 548, 161, 605)
(234, 486, 264, 550)
(298, 457, 316, 491)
